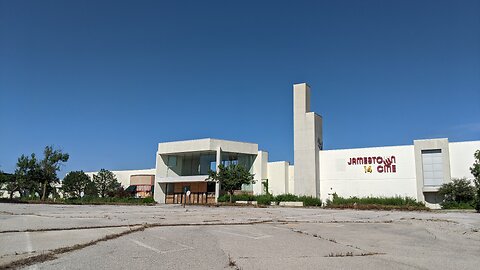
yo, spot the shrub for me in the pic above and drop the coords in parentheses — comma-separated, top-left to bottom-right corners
(63, 196, 155, 205)
(142, 197, 155, 204)
(438, 178, 476, 209)
(256, 194, 274, 205)
(217, 193, 255, 203)
(217, 194, 230, 203)
(216, 193, 319, 207)
(234, 193, 256, 202)
(469, 150, 480, 212)
(274, 193, 299, 202)
(326, 194, 425, 208)
(299, 196, 322, 206)
(441, 201, 475, 209)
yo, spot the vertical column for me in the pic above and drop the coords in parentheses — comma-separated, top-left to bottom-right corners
(293, 83, 322, 197)
(252, 151, 268, 195)
(215, 147, 222, 202)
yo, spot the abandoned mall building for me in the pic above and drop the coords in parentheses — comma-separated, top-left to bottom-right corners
(86, 83, 480, 208)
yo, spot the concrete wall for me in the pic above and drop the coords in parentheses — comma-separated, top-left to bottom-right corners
(288, 165, 295, 194)
(319, 145, 417, 202)
(449, 141, 480, 180)
(130, 175, 155, 186)
(86, 169, 156, 188)
(252, 151, 268, 195)
(267, 161, 289, 195)
(413, 139, 451, 203)
(293, 83, 322, 197)
(158, 138, 258, 155)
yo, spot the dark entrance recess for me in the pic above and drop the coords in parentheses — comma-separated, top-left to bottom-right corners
(165, 182, 215, 204)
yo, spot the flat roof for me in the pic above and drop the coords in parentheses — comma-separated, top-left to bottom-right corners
(157, 138, 258, 155)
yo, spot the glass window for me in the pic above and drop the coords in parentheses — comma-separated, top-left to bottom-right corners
(166, 183, 174, 195)
(207, 182, 216, 192)
(422, 149, 443, 186)
(210, 161, 217, 172)
(167, 156, 177, 167)
(199, 153, 216, 174)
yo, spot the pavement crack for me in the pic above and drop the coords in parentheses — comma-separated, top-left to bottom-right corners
(0, 220, 277, 269)
(276, 219, 394, 224)
(325, 251, 384, 257)
(0, 219, 275, 234)
(288, 227, 385, 255)
(0, 224, 145, 234)
(0, 225, 147, 270)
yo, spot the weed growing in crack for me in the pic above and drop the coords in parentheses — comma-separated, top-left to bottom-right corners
(228, 254, 241, 270)
(327, 252, 354, 257)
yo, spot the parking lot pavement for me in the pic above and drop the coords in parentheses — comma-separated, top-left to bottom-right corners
(1, 226, 144, 267)
(0, 203, 479, 269)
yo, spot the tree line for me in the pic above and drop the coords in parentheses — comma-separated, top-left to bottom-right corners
(0, 146, 124, 200)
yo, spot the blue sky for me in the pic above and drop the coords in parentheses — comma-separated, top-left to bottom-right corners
(1, 0, 479, 176)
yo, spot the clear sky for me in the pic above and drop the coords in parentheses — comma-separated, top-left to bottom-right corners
(1, 0, 479, 176)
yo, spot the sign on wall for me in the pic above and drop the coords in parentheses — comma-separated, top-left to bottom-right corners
(347, 156, 397, 173)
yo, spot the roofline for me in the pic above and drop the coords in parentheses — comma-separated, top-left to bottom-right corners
(158, 138, 258, 145)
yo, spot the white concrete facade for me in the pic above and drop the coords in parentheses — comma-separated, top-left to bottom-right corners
(267, 161, 290, 195)
(293, 83, 322, 197)
(82, 83, 480, 208)
(154, 138, 262, 203)
(85, 169, 156, 188)
(319, 145, 417, 201)
(287, 83, 479, 208)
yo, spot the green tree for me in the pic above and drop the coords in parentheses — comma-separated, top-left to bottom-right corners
(206, 164, 255, 203)
(0, 170, 13, 197)
(0, 170, 6, 190)
(470, 150, 480, 212)
(9, 154, 40, 198)
(39, 146, 69, 200)
(62, 171, 92, 198)
(438, 178, 475, 208)
(92, 169, 121, 198)
(84, 180, 99, 197)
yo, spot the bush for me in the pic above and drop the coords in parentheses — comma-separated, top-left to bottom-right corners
(441, 201, 475, 209)
(142, 197, 155, 204)
(234, 193, 256, 202)
(217, 193, 272, 205)
(274, 193, 300, 202)
(470, 150, 480, 212)
(438, 178, 476, 209)
(256, 194, 274, 205)
(64, 196, 155, 205)
(217, 194, 230, 203)
(273, 194, 322, 206)
(216, 193, 255, 203)
(326, 194, 426, 210)
(299, 196, 322, 206)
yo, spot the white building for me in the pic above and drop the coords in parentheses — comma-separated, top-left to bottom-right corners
(87, 83, 480, 208)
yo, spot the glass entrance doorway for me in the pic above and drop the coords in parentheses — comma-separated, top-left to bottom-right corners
(165, 182, 216, 204)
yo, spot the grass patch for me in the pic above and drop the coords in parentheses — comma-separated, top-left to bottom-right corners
(440, 201, 475, 209)
(217, 193, 321, 206)
(65, 196, 156, 205)
(298, 195, 322, 207)
(325, 195, 428, 211)
(217, 194, 272, 205)
(0, 196, 156, 205)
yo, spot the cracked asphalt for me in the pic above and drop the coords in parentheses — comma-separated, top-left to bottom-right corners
(0, 203, 479, 269)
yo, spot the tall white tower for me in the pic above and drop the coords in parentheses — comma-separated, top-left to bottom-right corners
(293, 83, 322, 197)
